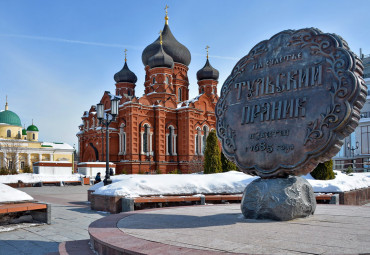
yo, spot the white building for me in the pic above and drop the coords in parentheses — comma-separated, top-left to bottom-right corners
(334, 52, 370, 171)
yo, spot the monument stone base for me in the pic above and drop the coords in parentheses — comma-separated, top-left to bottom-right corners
(241, 176, 316, 221)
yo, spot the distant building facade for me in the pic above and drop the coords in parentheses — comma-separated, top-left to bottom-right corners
(334, 52, 370, 171)
(0, 100, 74, 172)
(77, 12, 220, 174)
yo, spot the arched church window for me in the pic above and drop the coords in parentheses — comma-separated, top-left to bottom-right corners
(119, 123, 126, 155)
(33, 133, 35, 140)
(92, 118, 95, 129)
(195, 127, 201, 155)
(7, 130, 11, 138)
(202, 126, 209, 154)
(17, 131, 21, 139)
(143, 124, 150, 153)
(168, 126, 175, 156)
(127, 89, 131, 96)
(152, 77, 156, 84)
(165, 76, 169, 84)
(178, 88, 182, 101)
(201, 88, 204, 94)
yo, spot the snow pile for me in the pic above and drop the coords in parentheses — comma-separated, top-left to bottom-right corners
(90, 171, 370, 198)
(41, 142, 73, 150)
(0, 173, 82, 184)
(0, 183, 33, 202)
(91, 171, 258, 197)
(304, 171, 370, 193)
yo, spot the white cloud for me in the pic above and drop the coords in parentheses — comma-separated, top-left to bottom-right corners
(0, 34, 143, 50)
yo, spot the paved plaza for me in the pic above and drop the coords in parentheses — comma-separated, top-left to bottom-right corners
(0, 186, 106, 255)
(2, 186, 370, 254)
(117, 204, 370, 254)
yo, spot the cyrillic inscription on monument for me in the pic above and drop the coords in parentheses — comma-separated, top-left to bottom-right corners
(216, 28, 367, 178)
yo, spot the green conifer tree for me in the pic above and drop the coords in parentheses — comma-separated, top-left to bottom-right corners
(221, 151, 238, 172)
(310, 160, 335, 180)
(203, 130, 222, 174)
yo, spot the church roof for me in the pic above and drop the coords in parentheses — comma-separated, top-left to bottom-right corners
(142, 24, 191, 67)
(0, 110, 22, 127)
(197, 59, 219, 81)
(27, 124, 39, 132)
(114, 61, 138, 83)
(148, 44, 174, 68)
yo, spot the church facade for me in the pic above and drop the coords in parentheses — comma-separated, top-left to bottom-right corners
(77, 12, 220, 174)
(0, 100, 74, 172)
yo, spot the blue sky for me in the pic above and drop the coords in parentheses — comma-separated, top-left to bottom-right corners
(0, 0, 369, 149)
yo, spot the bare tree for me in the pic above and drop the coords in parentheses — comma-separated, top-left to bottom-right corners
(0, 139, 26, 174)
(187, 155, 204, 174)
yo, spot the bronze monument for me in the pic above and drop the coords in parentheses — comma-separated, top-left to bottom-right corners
(216, 28, 366, 220)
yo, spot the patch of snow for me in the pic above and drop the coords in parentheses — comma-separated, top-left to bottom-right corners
(177, 95, 202, 109)
(42, 142, 73, 150)
(0, 173, 82, 184)
(91, 171, 258, 197)
(0, 183, 34, 202)
(304, 171, 370, 193)
(90, 170, 370, 198)
(0, 223, 43, 232)
(95, 127, 117, 131)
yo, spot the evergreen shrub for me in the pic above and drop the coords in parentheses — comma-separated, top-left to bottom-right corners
(310, 160, 335, 180)
(0, 167, 8, 175)
(221, 151, 238, 172)
(204, 130, 222, 174)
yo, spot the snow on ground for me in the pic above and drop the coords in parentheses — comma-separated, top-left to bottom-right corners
(304, 171, 370, 193)
(91, 171, 259, 197)
(0, 183, 33, 202)
(0, 173, 82, 184)
(91, 170, 370, 197)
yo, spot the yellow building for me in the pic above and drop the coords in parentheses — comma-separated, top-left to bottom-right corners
(0, 100, 74, 172)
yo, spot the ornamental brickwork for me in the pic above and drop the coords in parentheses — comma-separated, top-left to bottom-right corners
(77, 16, 219, 174)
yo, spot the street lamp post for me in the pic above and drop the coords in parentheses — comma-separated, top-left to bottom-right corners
(347, 141, 359, 158)
(347, 141, 359, 170)
(97, 97, 119, 186)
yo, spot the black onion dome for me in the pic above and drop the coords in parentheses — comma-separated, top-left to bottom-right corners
(148, 44, 174, 68)
(196, 59, 219, 81)
(114, 62, 138, 83)
(142, 24, 191, 66)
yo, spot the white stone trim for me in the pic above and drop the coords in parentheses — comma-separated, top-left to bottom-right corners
(166, 134, 169, 155)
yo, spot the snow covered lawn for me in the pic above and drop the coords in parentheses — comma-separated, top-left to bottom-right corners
(0, 173, 83, 184)
(0, 183, 33, 203)
(90, 171, 370, 198)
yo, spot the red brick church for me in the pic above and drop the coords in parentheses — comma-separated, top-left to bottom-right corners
(77, 11, 220, 174)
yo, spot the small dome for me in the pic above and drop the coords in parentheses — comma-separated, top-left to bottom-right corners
(0, 110, 22, 127)
(197, 59, 219, 81)
(27, 124, 39, 132)
(142, 24, 191, 66)
(114, 62, 138, 83)
(22, 128, 27, 135)
(148, 44, 174, 68)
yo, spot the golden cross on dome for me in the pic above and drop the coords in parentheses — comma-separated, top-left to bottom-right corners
(206, 45, 210, 59)
(124, 49, 127, 62)
(164, 5, 169, 24)
(159, 30, 163, 45)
